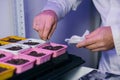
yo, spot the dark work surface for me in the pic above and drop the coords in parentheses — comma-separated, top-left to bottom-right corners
(8, 52, 85, 80)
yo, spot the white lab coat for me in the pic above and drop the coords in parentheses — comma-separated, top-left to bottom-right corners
(43, 0, 120, 74)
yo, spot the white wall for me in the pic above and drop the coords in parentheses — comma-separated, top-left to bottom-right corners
(24, 0, 100, 68)
(0, 0, 15, 38)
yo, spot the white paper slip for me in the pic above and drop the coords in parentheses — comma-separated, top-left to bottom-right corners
(65, 30, 89, 44)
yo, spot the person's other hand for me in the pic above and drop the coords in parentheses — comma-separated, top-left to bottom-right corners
(33, 10, 58, 40)
(76, 27, 114, 52)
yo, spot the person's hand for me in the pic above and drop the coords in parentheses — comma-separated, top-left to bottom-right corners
(33, 10, 58, 40)
(76, 27, 114, 52)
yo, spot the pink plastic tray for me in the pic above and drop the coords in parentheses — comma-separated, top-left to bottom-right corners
(0, 50, 13, 62)
(2, 55, 35, 74)
(21, 48, 52, 65)
(37, 42, 67, 57)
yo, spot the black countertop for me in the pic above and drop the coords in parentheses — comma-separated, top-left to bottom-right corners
(9, 52, 85, 80)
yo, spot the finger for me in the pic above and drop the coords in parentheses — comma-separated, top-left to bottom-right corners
(33, 18, 39, 30)
(76, 38, 96, 48)
(48, 23, 57, 39)
(34, 20, 45, 39)
(42, 20, 54, 40)
(33, 17, 40, 31)
(33, 16, 46, 39)
(91, 47, 106, 52)
(85, 42, 104, 50)
(38, 20, 46, 38)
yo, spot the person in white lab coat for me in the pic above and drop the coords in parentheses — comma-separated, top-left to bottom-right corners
(33, 0, 120, 74)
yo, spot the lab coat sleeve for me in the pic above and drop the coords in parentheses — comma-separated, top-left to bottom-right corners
(42, 0, 83, 20)
(106, 1, 120, 55)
